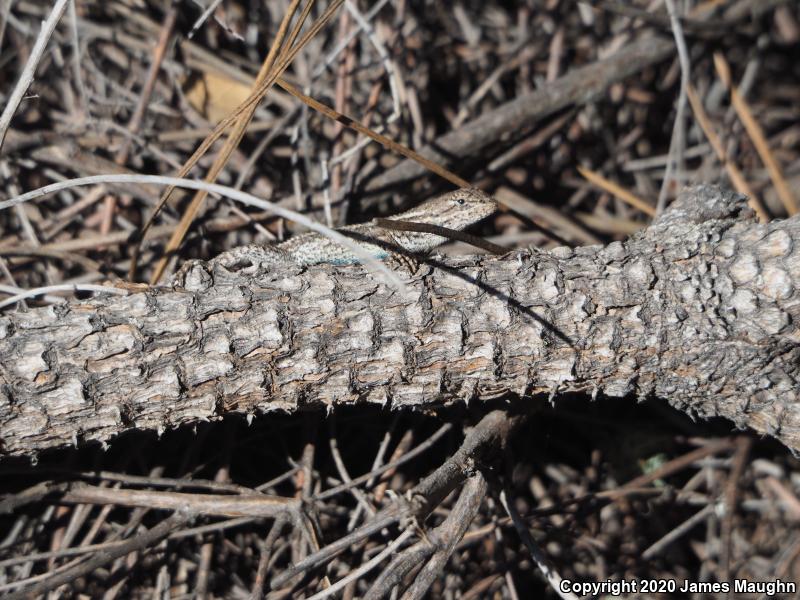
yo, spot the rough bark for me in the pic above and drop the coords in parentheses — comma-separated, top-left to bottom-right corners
(1, 186, 798, 458)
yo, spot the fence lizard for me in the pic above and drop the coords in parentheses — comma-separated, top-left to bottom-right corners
(210, 187, 498, 273)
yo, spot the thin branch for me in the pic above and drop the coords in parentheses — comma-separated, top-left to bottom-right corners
(0, 0, 70, 150)
(374, 218, 509, 255)
(305, 530, 415, 600)
(713, 52, 798, 216)
(2, 511, 192, 600)
(657, 0, 692, 215)
(500, 489, 577, 600)
(0, 283, 127, 310)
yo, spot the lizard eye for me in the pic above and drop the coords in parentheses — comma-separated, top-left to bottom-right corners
(456, 198, 465, 205)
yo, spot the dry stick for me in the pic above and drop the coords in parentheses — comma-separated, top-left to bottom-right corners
(334, 0, 402, 172)
(685, 84, 769, 222)
(82, 470, 262, 495)
(487, 110, 575, 174)
(499, 489, 577, 600)
(274, 412, 522, 590)
(373, 218, 509, 256)
(50, 482, 108, 576)
(305, 530, 415, 600)
(593, 0, 729, 35)
(138, 0, 344, 283)
(618, 438, 734, 493)
(722, 0, 794, 21)
(188, 0, 225, 38)
(367, 413, 524, 599)
(66, 0, 88, 112)
(713, 52, 798, 216)
(344, 420, 399, 529)
(2, 511, 192, 600)
(148, 0, 303, 284)
(0, 247, 102, 273)
(271, 512, 404, 590)
(763, 476, 800, 518)
(100, 5, 178, 235)
(576, 166, 656, 217)
(642, 503, 718, 560)
(0, 0, 11, 49)
(61, 483, 297, 519)
(365, 541, 432, 600)
(169, 516, 255, 541)
(720, 436, 752, 583)
(361, 36, 676, 198)
(295, 419, 320, 559)
(283, 0, 318, 52)
(276, 78, 471, 190)
(195, 442, 234, 597)
(372, 428, 412, 504)
(329, 429, 377, 518)
(249, 515, 290, 600)
(0, 0, 69, 150)
(461, 575, 504, 600)
(0, 535, 140, 570)
(493, 185, 601, 246)
(522, 439, 737, 523)
(401, 474, 488, 600)
(330, 8, 353, 201)
(0, 283, 126, 310)
(0, 283, 60, 306)
(657, 0, 692, 215)
(315, 424, 452, 502)
(4, 224, 174, 255)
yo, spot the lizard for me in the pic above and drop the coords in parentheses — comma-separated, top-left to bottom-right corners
(206, 187, 498, 274)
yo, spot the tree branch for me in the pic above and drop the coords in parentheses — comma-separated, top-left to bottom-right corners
(1, 185, 798, 457)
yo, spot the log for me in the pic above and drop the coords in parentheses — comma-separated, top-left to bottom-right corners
(1, 185, 798, 457)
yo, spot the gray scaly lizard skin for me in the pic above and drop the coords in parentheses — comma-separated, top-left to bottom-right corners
(211, 187, 497, 273)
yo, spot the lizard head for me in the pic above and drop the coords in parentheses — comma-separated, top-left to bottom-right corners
(398, 187, 498, 229)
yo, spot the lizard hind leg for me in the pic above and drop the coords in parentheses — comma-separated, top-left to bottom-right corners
(386, 251, 422, 276)
(213, 243, 291, 274)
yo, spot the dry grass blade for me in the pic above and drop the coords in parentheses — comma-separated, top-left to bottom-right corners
(685, 83, 769, 222)
(713, 52, 798, 216)
(147, 0, 307, 284)
(276, 78, 471, 189)
(0, 283, 127, 310)
(134, 0, 346, 282)
(576, 166, 656, 217)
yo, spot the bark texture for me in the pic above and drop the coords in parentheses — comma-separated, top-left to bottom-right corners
(1, 186, 798, 457)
